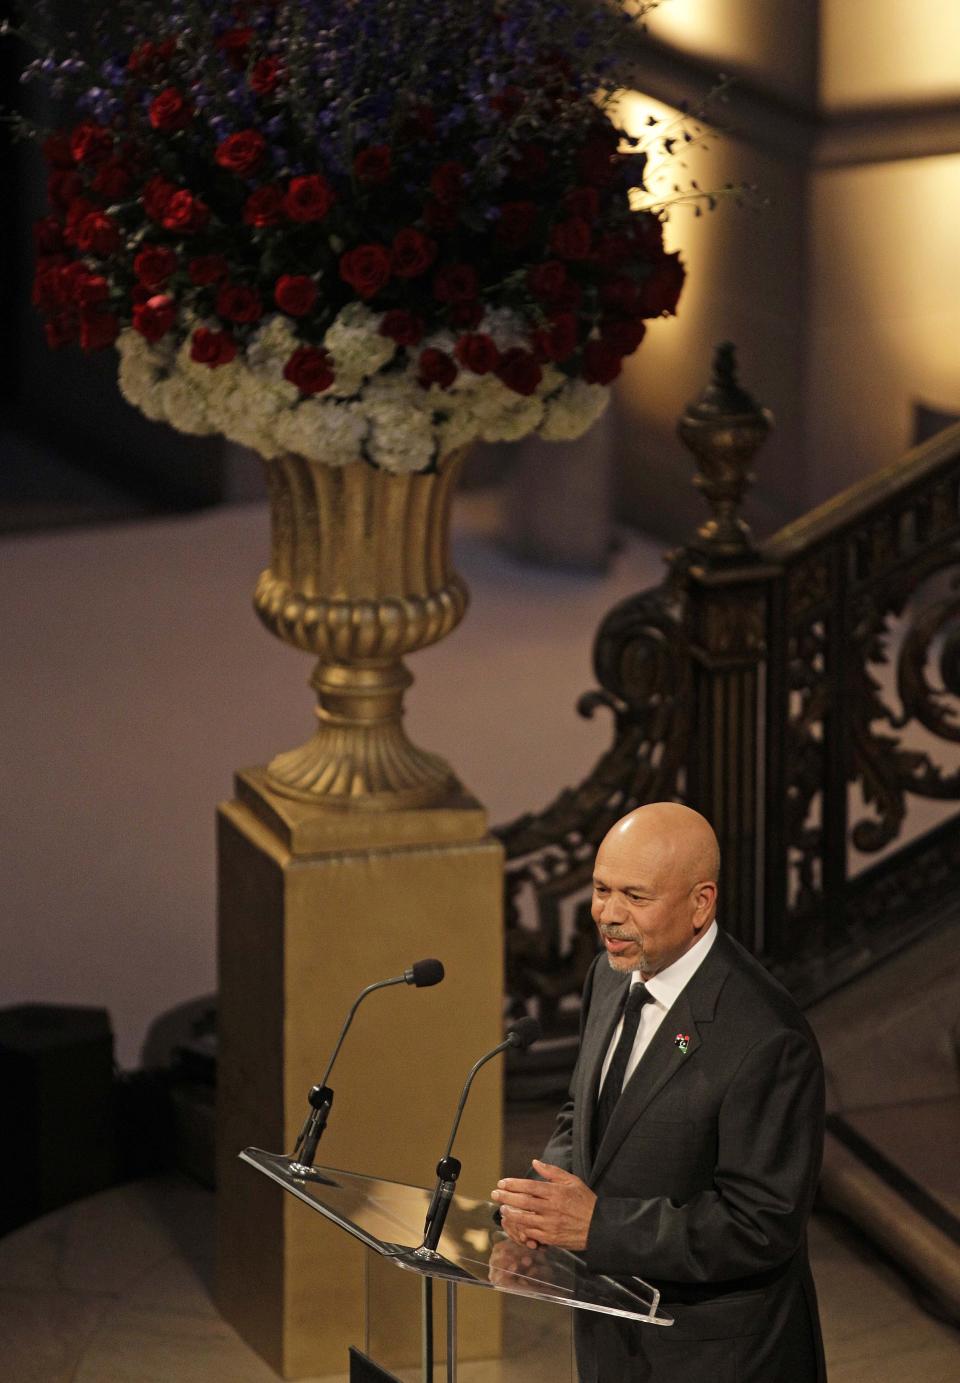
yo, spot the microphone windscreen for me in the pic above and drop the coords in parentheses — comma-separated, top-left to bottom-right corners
(409, 958, 445, 988)
(507, 1016, 541, 1050)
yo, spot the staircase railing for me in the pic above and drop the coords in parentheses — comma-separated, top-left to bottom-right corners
(496, 346, 960, 1039)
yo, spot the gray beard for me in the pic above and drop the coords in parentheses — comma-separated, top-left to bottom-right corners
(606, 952, 644, 973)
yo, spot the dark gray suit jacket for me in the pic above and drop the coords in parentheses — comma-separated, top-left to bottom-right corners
(541, 929, 827, 1383)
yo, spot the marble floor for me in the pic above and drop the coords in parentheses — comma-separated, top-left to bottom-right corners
(1, 1102, 957, 1383)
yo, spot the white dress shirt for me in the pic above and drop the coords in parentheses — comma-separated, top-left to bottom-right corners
(598, 920, 719, 1095)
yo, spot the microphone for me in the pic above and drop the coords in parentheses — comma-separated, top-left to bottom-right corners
(420, 1017, 541, 1254)
(290, 959, 445, 1175)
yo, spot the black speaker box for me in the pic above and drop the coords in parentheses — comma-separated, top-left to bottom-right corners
(0, 1004, 117, 1236)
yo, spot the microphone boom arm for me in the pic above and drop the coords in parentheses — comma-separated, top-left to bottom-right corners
(442, 1038, 511, 1163)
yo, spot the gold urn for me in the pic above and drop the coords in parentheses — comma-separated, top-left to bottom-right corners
(253, 449, 469, 809)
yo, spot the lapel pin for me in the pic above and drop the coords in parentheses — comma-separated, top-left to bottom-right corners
(675, 1032, 690, 1054)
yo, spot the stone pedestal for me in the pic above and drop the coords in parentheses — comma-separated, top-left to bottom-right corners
(215, 770, 504, 1379)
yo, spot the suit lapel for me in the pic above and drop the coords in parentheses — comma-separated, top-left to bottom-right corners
(588, 935, 732, 1183)
(577, 973, 630, 1176)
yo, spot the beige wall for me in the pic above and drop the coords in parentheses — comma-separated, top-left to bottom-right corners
(820, 0, 960, 109)
(613, 93, 808, 540)
(611, 2, 960, 540)
(645, 0, 819, 107)
(806, 152, 960, 506)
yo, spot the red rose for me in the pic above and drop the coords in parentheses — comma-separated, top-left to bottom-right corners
(47, 170, 83, 210)
(188, 255, 229, 286)
(555, 278, 584, 313)
(161, 191, 210, 233)
(423, 199, 459, 232)
(454, 333, 499, 375)
(496, 201, 537, 250)
(531, 312, 578, 363)
(274, 274, 317, 317)
(283, 346, 335, 395)
(79, 308, 120, 352)
(134, 245, 178, 290)
(216, 26, 254, 70)
(57, 262, 94, 304)
(595, 231, 632, 267)
(630, 213, 665, 259)
(143, 176, 178, 222)
(74, 273, 110, 307)
(44, 312, 79, 348)
(507, 143, 547, 183)
(495, 348, 542, 396)
(149, 88, 193, 133)
(581, 339, 622, 385)
(128, 38, 176, 75)
(91, 159, 133, 200)
(576, 132, 619, 187)
(637, 253, 685, 317)
(70, 121, 113, 166)
(42, 131, 74, 169)
(75, 211, 121, 256)
(391, 227, 437, 279)
(600, 317, 646, 357)
(563, 186, 600, 222)
(354, 145, 392, 185)
(215, 283, 263, 324)
(33, 217, 65, 255)
(600, 275, 639, 312)
(430, 161, 466, 204)
(250, 56, 282, 96)
(284, 174, 336, 222)
(378, 309, 424, 346)
(433, 263, 478, 303)
(243, 184, 285, 227)
(550, 217, 592, 261)
(64, 197, 96, 241)
(418, 347, 457, 390)
(215, 130, 267, 177)
(526, 260, 568, 303)
(339, 243, 392, 299)
(132, 293, 177, 343)
(190, 327, 237, 367)
(32, 263, 68, 311)
(450, 300, 484, 330)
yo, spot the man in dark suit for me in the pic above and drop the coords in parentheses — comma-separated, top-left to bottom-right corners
(492, 803, 826, 1382)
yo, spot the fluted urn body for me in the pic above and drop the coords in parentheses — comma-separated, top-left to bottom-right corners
(254, 450, 469, 808)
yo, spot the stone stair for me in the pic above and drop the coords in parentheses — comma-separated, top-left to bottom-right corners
(808, 918, 960, 1323)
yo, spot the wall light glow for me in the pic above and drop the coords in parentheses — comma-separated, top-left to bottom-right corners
(611, 90, 693, 212)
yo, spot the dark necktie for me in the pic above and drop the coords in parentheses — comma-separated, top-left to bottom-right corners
(592, 983, 654, 1155)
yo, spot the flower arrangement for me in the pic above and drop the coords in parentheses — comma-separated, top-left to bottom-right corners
(13, 1, 687, 473)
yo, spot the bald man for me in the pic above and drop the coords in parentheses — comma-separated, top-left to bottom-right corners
(492, 804, 826, 1383)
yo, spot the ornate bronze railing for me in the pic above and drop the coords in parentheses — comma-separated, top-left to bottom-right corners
(496, 346, 960, 1042)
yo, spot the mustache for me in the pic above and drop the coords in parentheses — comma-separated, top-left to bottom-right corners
(600, 926, 636, 941)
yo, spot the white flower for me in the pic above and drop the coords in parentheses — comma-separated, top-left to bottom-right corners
(538, 379, 610, 441)
(480, 394, 544, 442)
(364, 376, 436, 472)
(479, 308, 527, 352)
(160, 373, 216, 436)
(324, 303, 395, 394)
(112, 308, 606, 473)
(273, 398, 367, 467)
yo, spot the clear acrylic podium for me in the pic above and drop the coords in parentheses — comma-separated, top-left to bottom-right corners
(241, 1148, 672, 1382)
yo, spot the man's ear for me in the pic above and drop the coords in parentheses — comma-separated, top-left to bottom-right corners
(692, 880, 717, 927)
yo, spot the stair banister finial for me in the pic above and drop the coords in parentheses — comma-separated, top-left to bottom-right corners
(676, 342, 773, 565)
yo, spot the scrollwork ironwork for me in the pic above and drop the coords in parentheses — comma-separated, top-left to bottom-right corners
(495, 576, 691, 1030)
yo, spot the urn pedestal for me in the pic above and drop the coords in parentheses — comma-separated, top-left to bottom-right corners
(215, 454, 504, 1378)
